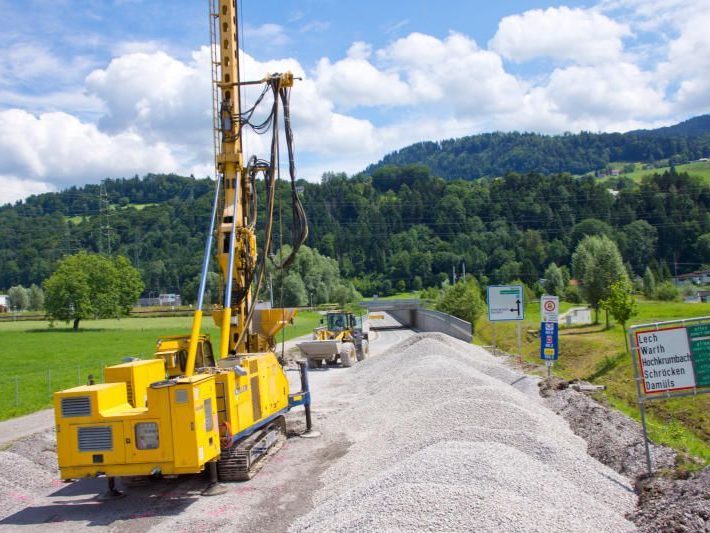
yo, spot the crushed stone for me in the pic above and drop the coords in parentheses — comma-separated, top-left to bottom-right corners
(291, 333, 637, 532)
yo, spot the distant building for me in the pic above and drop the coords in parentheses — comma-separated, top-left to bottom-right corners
(137, 293, 182, 307)
(674, 270, 710, 285)
(0, 294, 8, 313)
(697, 290, 710, 303)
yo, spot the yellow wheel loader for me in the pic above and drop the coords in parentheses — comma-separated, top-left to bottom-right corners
(53, 0, 312, 498)
(297, 311, 369, 368)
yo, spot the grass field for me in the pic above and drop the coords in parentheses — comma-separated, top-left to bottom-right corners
(604, 160, 710, 183)
(0, 310, 321, 421)
(475, 299, 710, 467)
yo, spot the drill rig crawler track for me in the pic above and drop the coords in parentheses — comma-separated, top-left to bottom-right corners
(217, 416, 287, 481)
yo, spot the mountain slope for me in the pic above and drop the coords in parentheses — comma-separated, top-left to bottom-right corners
(369, 115, 710, 180)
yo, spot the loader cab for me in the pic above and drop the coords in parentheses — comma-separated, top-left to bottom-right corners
(325, 312, 349, 332)
(325, 312, 360, 332)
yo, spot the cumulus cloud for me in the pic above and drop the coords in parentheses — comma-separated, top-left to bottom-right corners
(0, 175, 54, 205)
(314, 42, 412, 108)
(86, 48, 211, 146)
(243, 23, 290, 48)
(0, 42, 94, 87)
(381, 32, 525, 115)
(0, 109, 176, 185)
(543, 62, 668, 120)
(490, 6, 632, 64)
(656, 11, 710, 115)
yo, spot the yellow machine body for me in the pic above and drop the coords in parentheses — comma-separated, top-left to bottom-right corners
(54, 346, 291, 479)
(54, 369, 220, 479)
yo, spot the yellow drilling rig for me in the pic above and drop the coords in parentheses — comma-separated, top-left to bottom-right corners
(53, 0, 311, 497)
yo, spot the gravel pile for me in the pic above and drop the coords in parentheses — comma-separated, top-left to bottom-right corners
(0, 430, 59, 518)
(632, 467, 710, 532)
(291, 333, 637, 532)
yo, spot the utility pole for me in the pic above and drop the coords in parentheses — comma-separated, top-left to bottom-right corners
(99, 180, 112, 256)
(269, 273, 274, 308)
(452, 265, 456, 284)
(462, 262, 466, 283)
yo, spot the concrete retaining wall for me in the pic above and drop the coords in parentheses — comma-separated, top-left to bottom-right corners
(414, 309, 472, 342)
(387, 308, 472, 343)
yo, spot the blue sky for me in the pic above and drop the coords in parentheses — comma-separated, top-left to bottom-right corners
(1, 0, 709, 203)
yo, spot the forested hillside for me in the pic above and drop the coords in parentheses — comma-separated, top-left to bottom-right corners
(2, 165, 710, 300)
(371, 115, 710, 180)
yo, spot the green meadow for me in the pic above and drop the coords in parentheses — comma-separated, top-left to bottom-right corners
(475, 299, 710, 468)
(0, 311, 321, 420)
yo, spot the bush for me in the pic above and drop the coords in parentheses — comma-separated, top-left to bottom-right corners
(655, 281, 680, 301)
(435, 279, 485, 332)
(563, 285, 583, 303)
(505, 279, 535, 306)
(419, 286, 440, 301)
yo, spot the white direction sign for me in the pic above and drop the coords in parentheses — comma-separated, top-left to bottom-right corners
(541, 295, 559, 323)
(635, 327, 696, 394)
(487, 285, 525, 322)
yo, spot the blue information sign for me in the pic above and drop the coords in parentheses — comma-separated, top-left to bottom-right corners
(540, 321, 559, 361)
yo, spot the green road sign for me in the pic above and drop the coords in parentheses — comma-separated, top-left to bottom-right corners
(687, 324, 710, 388)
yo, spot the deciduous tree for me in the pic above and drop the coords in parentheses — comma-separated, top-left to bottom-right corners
(543, 263, 565, 296)
(572, 236, 626, 324)
(44, 252, 144, 330)
(435, 278, 484, 332)
(7, 285, 29, 311)
(601, 278, 637, 344)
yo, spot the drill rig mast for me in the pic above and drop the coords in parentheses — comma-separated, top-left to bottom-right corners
(52, 0, 310, 493)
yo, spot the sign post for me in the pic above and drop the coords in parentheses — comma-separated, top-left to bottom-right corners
(487, 285, 525, 359)
(628, 317, 710, 474)
(540, 295, 560, 377)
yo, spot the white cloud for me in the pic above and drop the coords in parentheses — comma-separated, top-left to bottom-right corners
(0, 42, 94, 87)
(314, 43, 412, 108)
(0, 109, 176, 187)
(86, 48, 211, 147)
(542, 62, 668, 121)
(490, 6, 632, 64)
(243, 23, 290, 48)
(656, 11, 710, 115)
(0, 175, 55, 206)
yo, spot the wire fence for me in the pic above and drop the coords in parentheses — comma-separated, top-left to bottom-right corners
(0, 361, 114, 420)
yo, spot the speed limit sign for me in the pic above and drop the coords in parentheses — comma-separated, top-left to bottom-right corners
(541, 295, 559, 323)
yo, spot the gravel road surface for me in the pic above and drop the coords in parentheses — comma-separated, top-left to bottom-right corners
(2, 322, 690, 531)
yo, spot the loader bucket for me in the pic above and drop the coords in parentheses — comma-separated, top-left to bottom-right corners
(297, 339, 342, 358)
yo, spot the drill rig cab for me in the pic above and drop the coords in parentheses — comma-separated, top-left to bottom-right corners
(53, 0, 310, 492)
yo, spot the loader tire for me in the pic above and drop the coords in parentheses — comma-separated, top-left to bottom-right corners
(340, 344, 355, 367)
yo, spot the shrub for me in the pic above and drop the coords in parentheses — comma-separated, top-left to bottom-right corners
(563, 285, 583, 303)
(655, 281, 680, 301)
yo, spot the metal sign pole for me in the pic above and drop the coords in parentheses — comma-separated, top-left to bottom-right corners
(492, 322, 497, 348)
(629, 326, 653, 474)
(517, 321, 522, 363)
